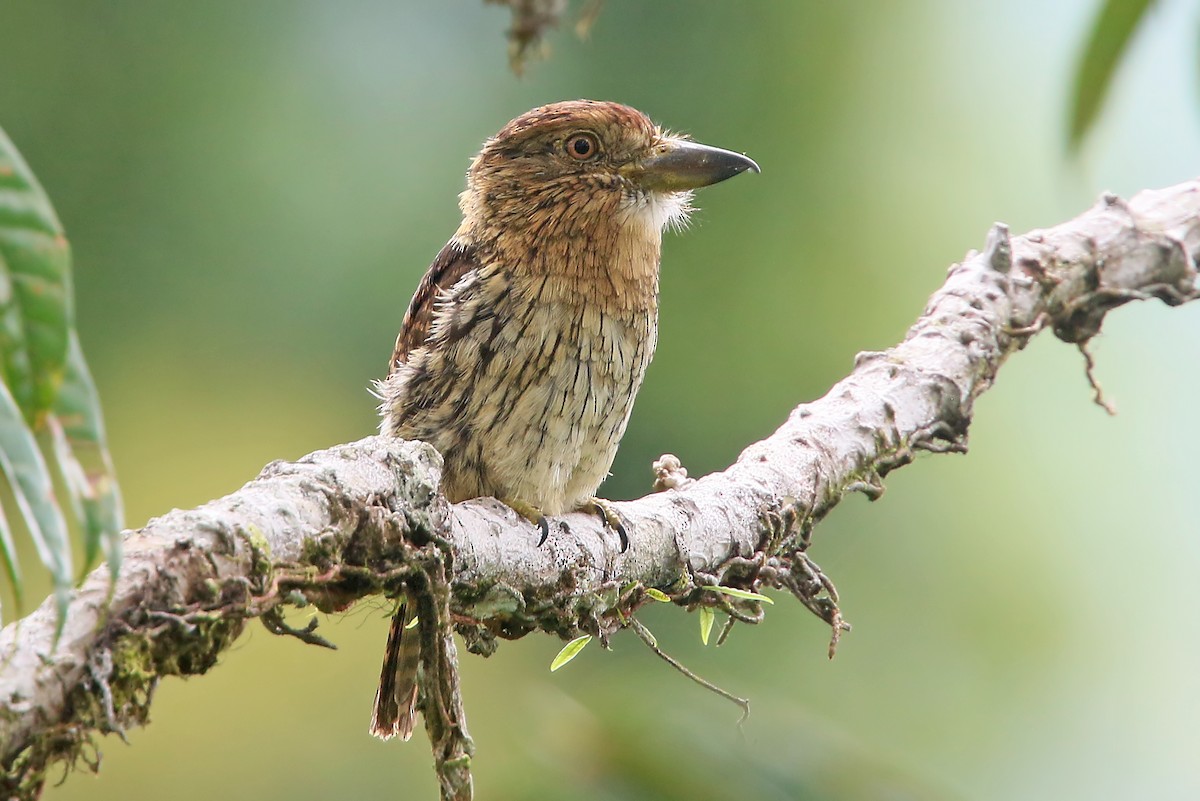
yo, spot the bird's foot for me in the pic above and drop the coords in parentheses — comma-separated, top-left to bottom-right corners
(584, 497, 629, 553)
(500, 497, 551, 546)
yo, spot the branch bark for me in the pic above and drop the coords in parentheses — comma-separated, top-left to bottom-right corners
(2, 179, 1197, 799)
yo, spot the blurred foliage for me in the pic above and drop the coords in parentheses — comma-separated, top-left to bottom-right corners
(0, 127, 122, 626)
(1068, 0, 1157, 149)
(489, 0, 562, 71)
(483, 0, 606, 74)
(0, 0, 1197, 800)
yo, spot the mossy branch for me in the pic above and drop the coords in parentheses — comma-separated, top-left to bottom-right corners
(2, 178, 1198, 800)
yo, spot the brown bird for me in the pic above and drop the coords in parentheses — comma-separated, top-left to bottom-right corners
(370, 100, 757, 740)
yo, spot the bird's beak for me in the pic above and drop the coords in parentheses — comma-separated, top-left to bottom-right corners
(624, 138, 760, 193)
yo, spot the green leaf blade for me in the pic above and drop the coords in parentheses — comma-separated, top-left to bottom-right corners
(0, 499, 22, 620)
(0, 378, 72, 625)
(645, 587, 670, 603)
(703, 586, 774, 604)
(550, 634, 592, 672)
(699, 606, 715, 646)
(1068, 0, 1156, 149)
(0, 126, 123, 629)
(0, 126, 73, 423)
(50, 332, 124, 580)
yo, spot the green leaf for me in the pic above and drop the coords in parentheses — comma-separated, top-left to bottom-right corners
(645, 587, 670, 603)
(0, 498, 21, 618)
(1068, 0, 1156, 149)
(0, 125, 73, 422)
(703, 586, 775, 605)
(550, 634, 592, 671)
(0, 378, 71, 626)
(0, 126, 122, 628)
(699, 606, 715, 646)
(48, 332, 124, 580)
(0, 124, 79, 622)
(404, 614, 420, 630)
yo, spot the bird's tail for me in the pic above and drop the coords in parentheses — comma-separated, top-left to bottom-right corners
(369, 601, 421, 741)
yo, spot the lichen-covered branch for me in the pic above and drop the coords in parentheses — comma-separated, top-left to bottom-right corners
(2, 179, 1197, 800)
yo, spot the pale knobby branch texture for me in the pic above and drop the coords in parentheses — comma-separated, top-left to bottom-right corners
(1, 179, 1198, 800)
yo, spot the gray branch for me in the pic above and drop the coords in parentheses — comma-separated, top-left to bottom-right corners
(2, 179, 1198, 800)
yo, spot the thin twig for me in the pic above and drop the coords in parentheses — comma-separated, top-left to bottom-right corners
(1078, 340, 1117, 415)
(85, 651, 128, 743)
(1003, 311, 1048, 338)
(259, 608, 337, 650)
(629, 618, 749, 727)
(715, 615, 737, 647)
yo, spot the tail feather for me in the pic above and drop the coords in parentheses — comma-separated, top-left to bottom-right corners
(369, 602, 421, 741)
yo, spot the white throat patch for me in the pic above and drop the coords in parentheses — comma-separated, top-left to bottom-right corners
(620, 189, 695, 234)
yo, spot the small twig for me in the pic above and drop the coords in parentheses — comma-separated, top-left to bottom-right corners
(86, 650, 128, 743)
(844, 479, 884, 501)
(772, 553, 851, 656)
(720, 598, 763, 626)
(629, 618, 749, 727)
(913, 438, 967, 455)
(145, 610, 198, 635)
(1003, 312, 1049, 338)
(910, 421, 968, 455)
(1077, 340, 1117, 415)
(259, 608, 337, 650)
(826, 609, 849, 659)
(715, 615, 736, 647)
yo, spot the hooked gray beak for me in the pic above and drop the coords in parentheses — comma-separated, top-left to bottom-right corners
(624, 138, 760, 193)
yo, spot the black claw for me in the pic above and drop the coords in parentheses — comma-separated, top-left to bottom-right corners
(536, 515, 550, 547)
(590, 500, 629, 553)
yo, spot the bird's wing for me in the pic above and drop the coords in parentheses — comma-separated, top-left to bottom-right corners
(389, 239, 478, 371)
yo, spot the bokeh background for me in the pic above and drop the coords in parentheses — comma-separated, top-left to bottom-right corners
(2, 1, 1199, 798)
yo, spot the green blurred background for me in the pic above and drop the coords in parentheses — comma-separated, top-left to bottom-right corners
(3, 1, 1199, 798)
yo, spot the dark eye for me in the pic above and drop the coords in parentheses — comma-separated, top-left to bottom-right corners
(565, 132, 600, 161)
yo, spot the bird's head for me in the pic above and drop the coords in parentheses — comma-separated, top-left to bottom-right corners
(460, 100, 759, 239)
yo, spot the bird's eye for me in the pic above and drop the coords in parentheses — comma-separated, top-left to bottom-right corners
(564, 132, 600, 161)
